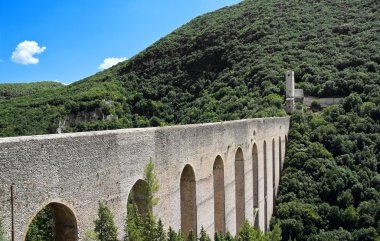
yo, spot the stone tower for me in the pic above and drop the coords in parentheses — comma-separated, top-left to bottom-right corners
(285, 71, 295, 113)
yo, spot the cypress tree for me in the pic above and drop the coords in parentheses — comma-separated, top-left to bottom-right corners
(214, 232, 223, 241)
(224, 231, 235, 241)
(125, 201, 143, 241)
(237, 220, 255, 241)
(142, 211, 156, 241)
(267, 224, 282, 241)
(167, 227, 178, 241)
(144, 159, 160, 208)
(94, 202, 118, 241)
(186, 230, 196, 241)
(155, 219, 166, 241)
(199, 226, 211, 241)
(125, 159, 161, 241)
(176, 230, 185, 241)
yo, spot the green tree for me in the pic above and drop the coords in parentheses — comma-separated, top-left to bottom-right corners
(186, 230, 196, 241)
(25, 206, 54, 241)
(167, 227, 177, 241)
(237, 221, 256, 241)
(144, 159, 160, 208)
(0, 219, 7, 241)
(214, 232, 223, 241)
(199, 226, 211, 241)
(224, 232, 235, 241)
(125, 159, 161, 241)
(177, 230, 185, 241)
(142, 211, 156, 241)
(268, 224, 282, 241)
(94, 202, 118, 241)
(155, 219, 166, 241)
(84, 230, 99, 241)
(125, 200, 143, 241)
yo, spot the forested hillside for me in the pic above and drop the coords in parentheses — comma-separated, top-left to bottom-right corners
(0, 82, 63, 101)
(272, 94, 380, 240)
(1, 0, 379, 137)
(1, 0, 379, 240)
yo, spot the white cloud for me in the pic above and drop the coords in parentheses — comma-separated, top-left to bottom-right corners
(98, 57, 127, 70)
(11, 40, 46, 65)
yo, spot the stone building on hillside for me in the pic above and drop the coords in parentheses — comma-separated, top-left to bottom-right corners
(284, 71, 342, 113)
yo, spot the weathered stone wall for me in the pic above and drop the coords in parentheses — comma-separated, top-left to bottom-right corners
(0, 117, 289, 240)
(303, 96, 343, 108)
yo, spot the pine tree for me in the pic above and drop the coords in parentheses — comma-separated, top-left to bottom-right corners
(125, 202, 143, 241)
(155, 219, 166, 241)
(214, 232, 223, 241)
(267, 224, 282, 241)
(224, 231, 235, 241)
(186, 230, 196, 241)
(94, 202, 118, 241)
(176, 230, 185, 241)
(167, 227, 175, 241)
(167, 227, 178, 241)
(142, 211, 156, 241)
(237, 221, 254, 241)
(199, 226, 211, 241)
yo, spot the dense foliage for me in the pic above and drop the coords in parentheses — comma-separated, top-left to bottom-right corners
(0, 219, 7, 241)
(0, 82, 63, 101)
(125, 160, 160, 241)
(3, 0, 379, 137)
(272, 94, 380, 240)
(94, 202, 119, 241)
(25, 206, 54, 241)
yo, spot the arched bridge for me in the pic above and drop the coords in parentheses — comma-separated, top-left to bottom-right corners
(0, 117, 289, 240)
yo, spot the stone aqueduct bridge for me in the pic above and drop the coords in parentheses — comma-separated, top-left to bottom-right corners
(0, 117, 289, 240)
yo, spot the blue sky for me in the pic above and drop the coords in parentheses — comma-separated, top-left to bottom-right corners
(0, 0, 241, 84)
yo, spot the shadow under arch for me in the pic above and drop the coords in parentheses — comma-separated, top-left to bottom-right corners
(279, 136, 282, 173)
(235, 147, 245, 230)
(272, 138, 276, 200)
(24, 201, 78, 241)
(180, 164, 197, 236)
(263, 140, 268, 231)
(252, 143, 259, 229)
(128, 179, 151, 216)
(213, 155, 225, 234)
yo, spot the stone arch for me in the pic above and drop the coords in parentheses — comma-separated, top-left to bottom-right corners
(180, 164, 197, 236)
(263, 141, 268, 231)
(235, 147, 245, 230)
(24, 202, 78, 241)
(213, 155, 225, 234)
(128, 179, 151, 216)
(252, 143, 259, 229)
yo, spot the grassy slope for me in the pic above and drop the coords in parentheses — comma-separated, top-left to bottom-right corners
(0, 0, 379, 137)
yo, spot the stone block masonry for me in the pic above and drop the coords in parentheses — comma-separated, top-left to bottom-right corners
(0, 117, 289, 240)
